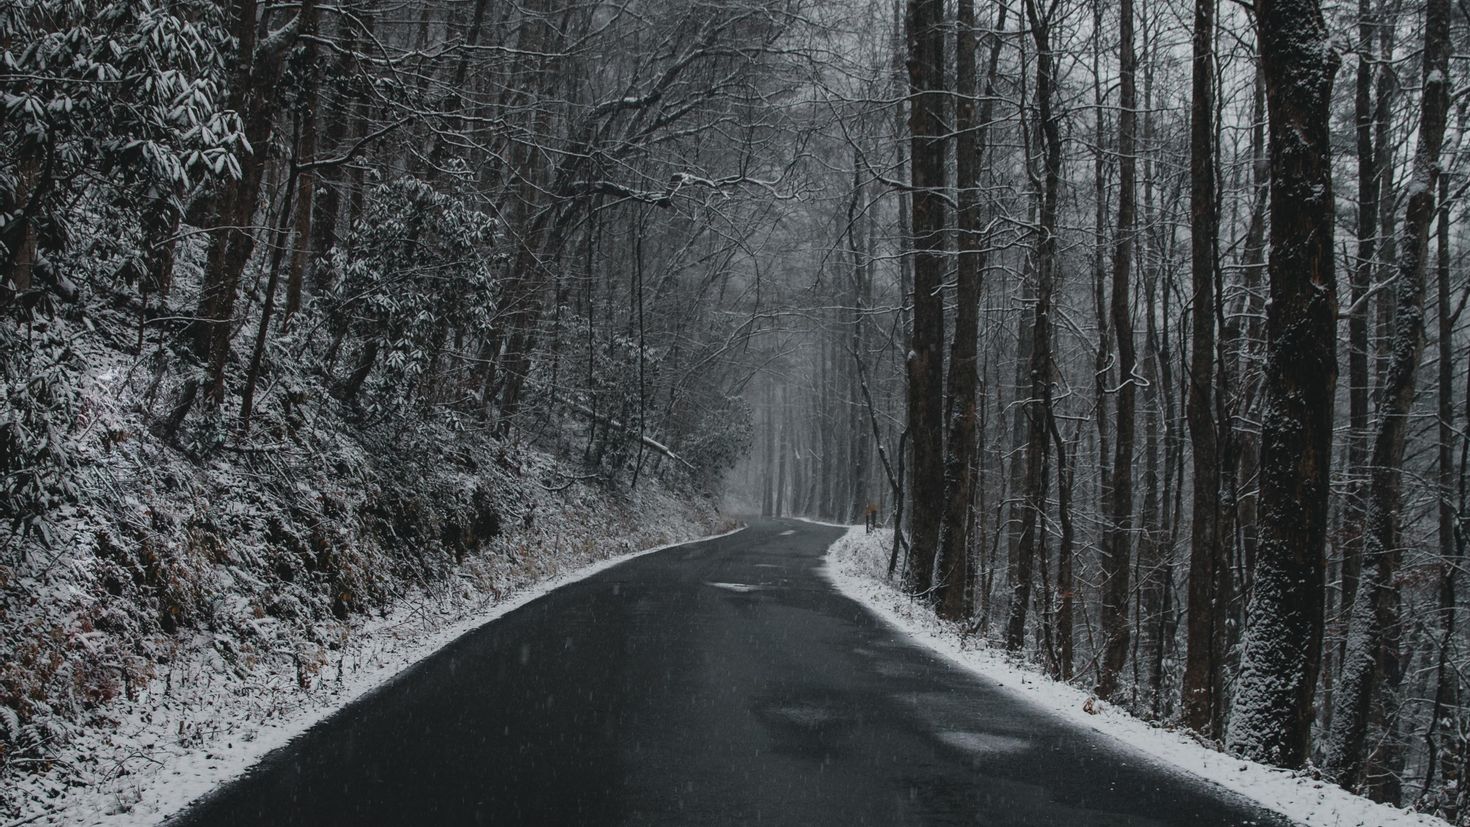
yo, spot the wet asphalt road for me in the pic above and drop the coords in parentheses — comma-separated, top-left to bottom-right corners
(170, 519, 1292, 826)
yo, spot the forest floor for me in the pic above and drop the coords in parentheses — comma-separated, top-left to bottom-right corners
(822, 524, 1447, 827)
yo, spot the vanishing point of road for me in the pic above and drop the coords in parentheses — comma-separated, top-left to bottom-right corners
(171, 519, 1291, 826)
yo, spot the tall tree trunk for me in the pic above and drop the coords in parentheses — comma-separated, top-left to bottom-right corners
(1004, 232, 1037, 643)
(776, 386, 789, 518)
(1157, 214, 1188, 723)
(1233, 69, 1268, 622)
(307, 16, 365, 294)
(1135, 29, 1165, 711)
(240, 156, 302, 432)
(191, 0, 264, 397)
(903, 0, 948, 598)
(820, 333, 834, 517)
(1007, 0, 1060, 653)
(1422, 175, 1458, 803)
(770, 384, 782, 514)
(282, 0, 320, 327)
(1371, 0, 1400, 401)
(1181, 0, 1226, 737)
(1325, 0, 1448, 792)
(1050, 414, 1076, 680)
(1226, 0, 1340, 769)
(848, 159, 872, 524)
(1359, 6, 1404, 796)
(1090, 0, 1113, 582)
(1340, 0, 1378, 660)
(937, 0, 1006, 620)
(1139, 266, 1163, 711)
(1096, 0, 1139, 701)
(492, 0, 561, 428)
(191, 0, 296, 405)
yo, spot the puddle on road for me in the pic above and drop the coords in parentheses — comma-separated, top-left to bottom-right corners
(872, 659, 925, 679)
(934, 731, 1030, 756)
(770, 703, 841, 727)
(779, 530, 796, 536)
(707, 582, 762, 593)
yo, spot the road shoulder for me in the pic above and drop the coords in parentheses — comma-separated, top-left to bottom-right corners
(816, 522, 1439, 827)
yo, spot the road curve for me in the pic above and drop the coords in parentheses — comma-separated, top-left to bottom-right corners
(170, 518, 1290, 826)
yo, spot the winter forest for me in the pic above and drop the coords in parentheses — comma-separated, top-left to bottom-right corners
(4, 0, 1470, 822)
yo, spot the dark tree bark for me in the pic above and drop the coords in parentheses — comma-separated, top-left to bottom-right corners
(1232, 70, 1268, 617)
(776, 386, 789, 518)
(848, 159, 872, 524)
(1371, 0, 1400, 400)
(1090, 0, 1112, 552)
(190, 0, 297, 405)
(1139, 245, 1163, 712)
(1181, 0, 1227, 737)
(1339, 0, 1378, 648)
(1422, 175, 1458, 802)
(141, 188, 183, 304)
(1003, 241, 1037, 639)
(240, 154, 302, 432)
(1049, 412, 1075, 680)
(1134, 28, 1177, 713)
(1325, 0, 1449, 791)
(1006, 0, 1059, 654)
(763, 383, 775, 517)
(491, 0, 561, 427)
(282, 0, 321, 327)
(1096, 0, 1138, 701)
(820, 332, 835, 517)
(307, 17, 365, 294)
(902, 0, 948, 598)
(1225, 0, 1340, 769)
(937, 0, 1006, 620)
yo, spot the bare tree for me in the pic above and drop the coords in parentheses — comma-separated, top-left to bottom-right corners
(1096, 0, 1139, 701)
(1227, 0, 1340, 769)
(1325, 0, 1450, 791)
(903, 0, 948, 598)
(937, 0, 1007, 620)
(1181, 0, 1226, 738)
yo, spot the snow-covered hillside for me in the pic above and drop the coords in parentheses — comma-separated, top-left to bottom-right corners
(1, 303, 722, 822)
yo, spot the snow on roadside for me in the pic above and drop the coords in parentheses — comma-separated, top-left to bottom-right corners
(13, 515, 738, 827)
(819, 523, 1445, 827)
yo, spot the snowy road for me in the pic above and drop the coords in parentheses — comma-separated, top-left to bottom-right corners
(170, 519, 1291, 826)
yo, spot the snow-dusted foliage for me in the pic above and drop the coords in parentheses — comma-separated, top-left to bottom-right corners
(0, 0, 243, 302)
(0, 323, 82, 544)
(320, 172, 503, 412)
(0, 290, 720, 818)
